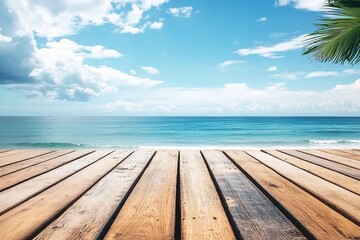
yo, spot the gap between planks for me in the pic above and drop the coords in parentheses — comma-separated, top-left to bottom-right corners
(247, 150, 360, 226)
(0, 150, 133, 239)
(225, 150, 360, 240)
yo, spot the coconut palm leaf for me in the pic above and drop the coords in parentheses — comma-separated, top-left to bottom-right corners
(303, 1, 360, 64)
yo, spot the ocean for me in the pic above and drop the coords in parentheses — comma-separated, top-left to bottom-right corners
(0, 116, 359, 149)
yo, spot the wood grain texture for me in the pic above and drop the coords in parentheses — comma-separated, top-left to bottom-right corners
(202, 150, 305, 240)
(263, 150, 360, 195)
(0, 150, 93, 191)
(0, 151, 112, 215)
(0, 150, 54, 167)
(0, 150, 74, 177)
(0, 150, 132, 240)
(0, 148, 358, 239)
(0, 149, 11, 154)
(299, 149, 360, 170)
(322, 149, 360, 161)
(0, 150, 26, 158)
(34, 150, 154, 240)
(344, 149, 360, 156)
(105, 150, 178, 240)
(180, 150, 235, 240)
(247, 150, 360, 225)
(280, 149, 360, 180)
(225, 150, 360, 240)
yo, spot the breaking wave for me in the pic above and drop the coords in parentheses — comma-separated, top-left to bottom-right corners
(308, 139, 360, 144)
(14, 142, 137, 149)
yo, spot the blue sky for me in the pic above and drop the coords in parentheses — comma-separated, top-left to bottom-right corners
(0, 0, 359, 116)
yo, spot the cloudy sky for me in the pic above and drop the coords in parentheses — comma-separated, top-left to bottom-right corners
(0, 0, 359, 116)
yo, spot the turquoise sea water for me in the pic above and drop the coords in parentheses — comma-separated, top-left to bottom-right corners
(0, 116, 359, 149)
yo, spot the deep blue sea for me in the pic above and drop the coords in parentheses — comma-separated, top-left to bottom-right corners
(0, 116, 359, 149)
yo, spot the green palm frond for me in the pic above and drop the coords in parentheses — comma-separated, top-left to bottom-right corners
(303, 1, 360, 65)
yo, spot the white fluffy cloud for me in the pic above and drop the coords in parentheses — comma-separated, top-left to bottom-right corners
(6, 0, 112, 38)
(0, 1, 36, 84)
(0, 0, 164, 101)
(218, 60, 245, 68)
(236, 35, 307, 58)
(167, 7, 193, 18)
(42, 39, 122, 59)
(334, 79, 360, 91)
(305, 71, 339, 78)
(256, 17, 267, 22)
(8, 39, 162, 101)
(268, 66, 278, 72)
(149, 20, 164, 29)
(273, 69, 360, 80)
(140, 66, 160, 75)
(276, 0, 324, 11)
(0, 33, 12, 43)
(107, 3, 146, 34)
(4, 0, 169, 38)
(140, 0, 169, 10)
(106, 79, 360, 115)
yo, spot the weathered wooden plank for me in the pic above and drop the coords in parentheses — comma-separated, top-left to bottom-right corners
(300, 149, 360, 170)
(34, 150, 154, 240)
(0, 150, 55, 167)
(322, 149, 360, 161)
(0, 150, 48, 160)
(0, 150, 112, 215)
(180, 150, 235, 240)
(0, 150, 75, 177)
(0, 149, 11, 154)
(225, 150, 360, 240)
(0, 150, 93, 191)
(280, 149, 360, 180)
(105, 150, 178, 240)
(340, 149, 360, 157)
(264, 150, 360, 195)
(202, 150, 305, 240)
(247, 150, 360, 225)
(0, 150, 25, 158)
(0, 150, 132, 240)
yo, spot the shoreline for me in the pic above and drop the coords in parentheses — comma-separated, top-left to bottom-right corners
(0, 143, 360, 150)
(1, 145, 360, 151)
